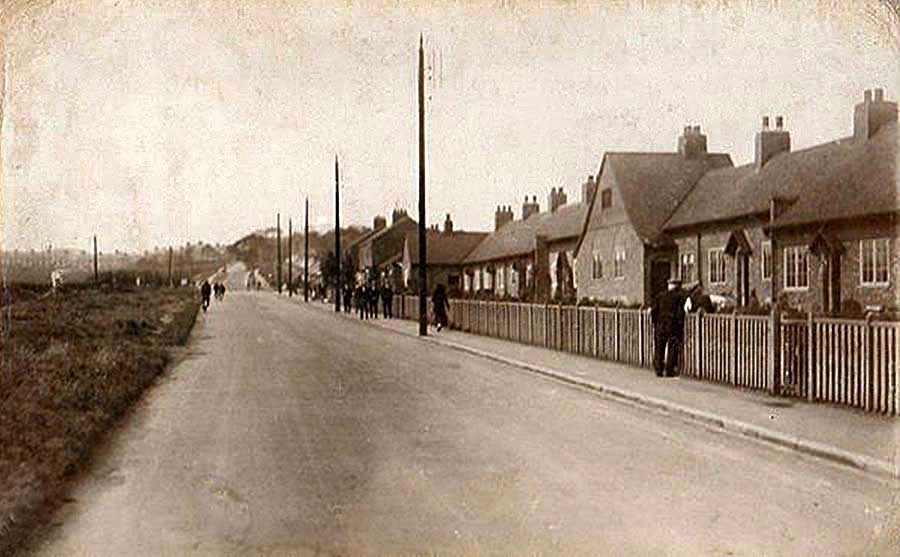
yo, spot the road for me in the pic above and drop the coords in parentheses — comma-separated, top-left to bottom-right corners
(32, 267, 898, 556)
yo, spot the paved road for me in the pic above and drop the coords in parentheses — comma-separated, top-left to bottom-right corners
(33, 275, 898, 555)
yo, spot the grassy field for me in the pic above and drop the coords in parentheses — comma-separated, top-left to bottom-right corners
(0, 286, 200, 554)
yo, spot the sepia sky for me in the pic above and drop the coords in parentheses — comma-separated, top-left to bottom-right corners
(1, 0, 898, 252)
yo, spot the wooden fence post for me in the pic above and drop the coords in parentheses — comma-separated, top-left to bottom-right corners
(864, 315, 873, 412)
(767, 309, 781, 396)
(614, 306, 621, 362)
(639, 309, 645, 367)
(730, 312, 737, 385)
(695, 312, 703, 379)
(807, 311, 815, 402)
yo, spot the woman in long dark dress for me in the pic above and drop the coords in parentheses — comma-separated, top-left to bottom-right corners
(432, 284, 449, 331)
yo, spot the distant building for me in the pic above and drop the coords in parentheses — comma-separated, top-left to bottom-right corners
(574, 126, 732, 305)
(401, 214, 487, 295)
(575, 88, 899, 315)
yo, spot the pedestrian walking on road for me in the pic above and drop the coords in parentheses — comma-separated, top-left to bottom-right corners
(368, 282, 380, 320)
(381, 283, 394, 319)
(650, 277, 687, 377)
(343, 286, 352, 313)
(200, 280, 212, 313)
(432, 284, 449, 332)
(355, 285, 365, 319)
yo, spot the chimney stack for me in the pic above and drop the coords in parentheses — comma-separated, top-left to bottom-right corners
(582, 175, 597, 205)
(392, 208, 408, 225)
(549, 187, 568, 212)
(522, 195, 540, 220)
(495, 205, 513, 231)
(373, 215, 387, 231)
(677, 124, 708, 159)
(854, 88, 897, 141)
(755, 115, 791, 169)
(443, 213, 453, 234)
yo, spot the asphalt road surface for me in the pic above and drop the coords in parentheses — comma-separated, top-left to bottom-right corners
(32, 270, 899, 556)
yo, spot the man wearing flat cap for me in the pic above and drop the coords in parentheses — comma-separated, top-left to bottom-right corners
(650, 277, 687, 377)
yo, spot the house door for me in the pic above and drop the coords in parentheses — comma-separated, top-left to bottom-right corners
(739, 253, 750, 306)
(650, 260, 671, 301)
(822, 255, 841, 314)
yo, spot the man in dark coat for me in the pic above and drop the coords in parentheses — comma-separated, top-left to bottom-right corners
(200, 280, 212, 312)
(381, 283, 394, 319)
(368, 282, 380, 320)
(650, 277, 687, 377)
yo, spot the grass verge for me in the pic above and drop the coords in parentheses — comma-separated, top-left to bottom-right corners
(0, 287, 199, 554)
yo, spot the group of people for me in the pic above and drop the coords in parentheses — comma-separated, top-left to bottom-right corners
(199, 279, 227, 312)
(346, 282, 395, 320)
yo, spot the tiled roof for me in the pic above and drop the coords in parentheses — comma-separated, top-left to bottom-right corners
(664, 121, 898, 230)
(464, 202, 589, 264)
(406, 230, 489, 265)
(604, 152, 734, 243)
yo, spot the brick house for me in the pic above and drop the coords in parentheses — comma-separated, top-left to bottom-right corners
(461, 188, 590, 301)
(355, 209, 417, 284)
(401, 214, 487, 295)
(573, 126, 733, 305)
(664, 89, 898, 315)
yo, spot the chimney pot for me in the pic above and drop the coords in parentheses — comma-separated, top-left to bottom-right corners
(683, 125, 691, 135)
(864, 89, 872, 102)
(762, 116, 769, 129)
(692, 125, 701, 134)
(775, 116, 783, 129)
(875, 88, 884, 102)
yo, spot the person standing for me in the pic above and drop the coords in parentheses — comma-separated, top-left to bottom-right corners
(368, 282, 380, 320)
(200, 280, 212, 313)
(432, 284, 449, 332)
(343, 285, 352, 313)
(381, 283, 394, 319)
(355, 285, 365, 319)
(650, 277, 687, 377)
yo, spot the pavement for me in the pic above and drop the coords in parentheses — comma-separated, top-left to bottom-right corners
(30, 284, 900, 555)
(306, 299, 900, 480)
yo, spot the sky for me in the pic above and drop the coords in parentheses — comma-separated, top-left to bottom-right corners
(1, 0, 898, 252)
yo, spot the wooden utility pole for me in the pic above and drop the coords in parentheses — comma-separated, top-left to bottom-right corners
(168, 246, 173, 287)
(93, 235, 99, 284)
(335, 156, 342, 312)
(288, 218, 293, 297)
(304, 196, 310, 302)
(417, 34, 428, 336)
(277, 212, 282, 294)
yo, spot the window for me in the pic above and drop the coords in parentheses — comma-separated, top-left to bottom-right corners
(463, 273, 471, 292)
(680, 252, 695, 282)
(592, 252, 603, 279)
(861, 238, 890, 286)
(473, 269, 481, 291)
(761, 241, 772, 281)
(484, 269, 493, 290)
(614, 247, 626, 278)
(708, 248, 726, 285)
(601, 188, 613, 209)
(784, 246, 809, 290)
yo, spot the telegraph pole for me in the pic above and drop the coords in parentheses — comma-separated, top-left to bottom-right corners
(168, 246, 173, 287)
(417, 34, 428, 336)
(288, 218, 293, 297)
(304, 196, 310, 302)
(277, 213, 282, 294)
(93, 235, 99, 284)
(334, 156, 342, 313)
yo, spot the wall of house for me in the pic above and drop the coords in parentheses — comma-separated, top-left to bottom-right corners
(776, 218, 900, 313)
(575, 222, 646, 304)
(672, 221, 772, 304)
(575, 166, 648, 304)
(463, 254, 533, 298)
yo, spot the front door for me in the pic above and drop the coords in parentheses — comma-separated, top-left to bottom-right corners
(822, 254, 842, 314)
(650, 260, 671, 302)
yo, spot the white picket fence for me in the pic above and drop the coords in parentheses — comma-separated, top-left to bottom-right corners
(393, 296, 900, 415)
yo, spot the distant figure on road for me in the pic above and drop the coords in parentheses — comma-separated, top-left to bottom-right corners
(432, 284, 449, 332)
(343, 286, 352, 314)
(201, 280, 212, 313)
(367, 282, 379, 320)
(219, 283, 227, 301)
(381, 283, 394, 319)
(355, 285, 365, 319)
(651, 277, 687, 377)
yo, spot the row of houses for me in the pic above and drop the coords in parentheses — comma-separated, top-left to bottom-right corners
(345, 88, 898, 317)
